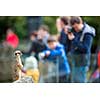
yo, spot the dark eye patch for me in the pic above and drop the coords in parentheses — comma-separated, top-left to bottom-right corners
(15, 52, 21, 55)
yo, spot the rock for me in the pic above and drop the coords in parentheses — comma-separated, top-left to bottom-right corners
(14, 76, 34, 83)
(0, 45, 18, 82)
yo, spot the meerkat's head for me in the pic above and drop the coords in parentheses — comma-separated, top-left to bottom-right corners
(14, 50, 22, 57)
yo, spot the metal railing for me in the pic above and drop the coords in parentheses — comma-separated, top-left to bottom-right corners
(39, 60, 59, 83)
(0, 45, 99, 83)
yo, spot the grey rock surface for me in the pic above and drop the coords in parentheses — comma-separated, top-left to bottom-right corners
(0, 45, 18, 82)
(14, 76, 34, 83)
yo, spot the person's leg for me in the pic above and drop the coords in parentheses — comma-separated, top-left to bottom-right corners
(72, 66, 88, 83)
(59, 74, 69, 83)
(71, 66, 76, 82)
(70, 57, 76, 83)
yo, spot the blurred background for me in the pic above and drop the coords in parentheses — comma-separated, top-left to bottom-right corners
(0, 16, 100, 49)
(0, 16, 100, 82)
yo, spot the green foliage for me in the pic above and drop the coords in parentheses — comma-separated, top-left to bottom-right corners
(0, 16, 27, 40)
(82, 16, 100, 46)
(43, 16, 58, 34)
(13, 17, 27, 38)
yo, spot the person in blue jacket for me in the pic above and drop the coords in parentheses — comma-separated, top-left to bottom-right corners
(39, 36, 70, 83)
(66, 16, 96, 83)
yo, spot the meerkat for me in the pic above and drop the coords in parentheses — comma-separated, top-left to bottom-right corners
(14, 50, 23, 80)
(14, 50, 40, 83)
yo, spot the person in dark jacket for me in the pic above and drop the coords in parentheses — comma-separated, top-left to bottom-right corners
(39, 36, 70, 83)
(66, 16, 95, 83)
(24, 31, 47, 60)
(56, 17, 71, 54)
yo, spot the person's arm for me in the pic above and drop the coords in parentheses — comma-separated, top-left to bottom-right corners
(72, 33, 93, 53)
(39, 48, 64, 59)
(59, 31, 67, 45)
(26, 42, 36, 55)
(49, 49, 64, 57)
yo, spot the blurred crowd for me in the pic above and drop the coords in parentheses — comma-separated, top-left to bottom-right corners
(1, 16, 100, 83)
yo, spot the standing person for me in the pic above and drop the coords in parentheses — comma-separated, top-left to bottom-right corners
(38, 25, 50, 46)
(56, 16, 71, 54)
(24, 31, 46, 60)
(89, 48, 100, 83)
(39, 36, 70, 83)
(66, 16, 95, 83)
(5, 28, 19, 49)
